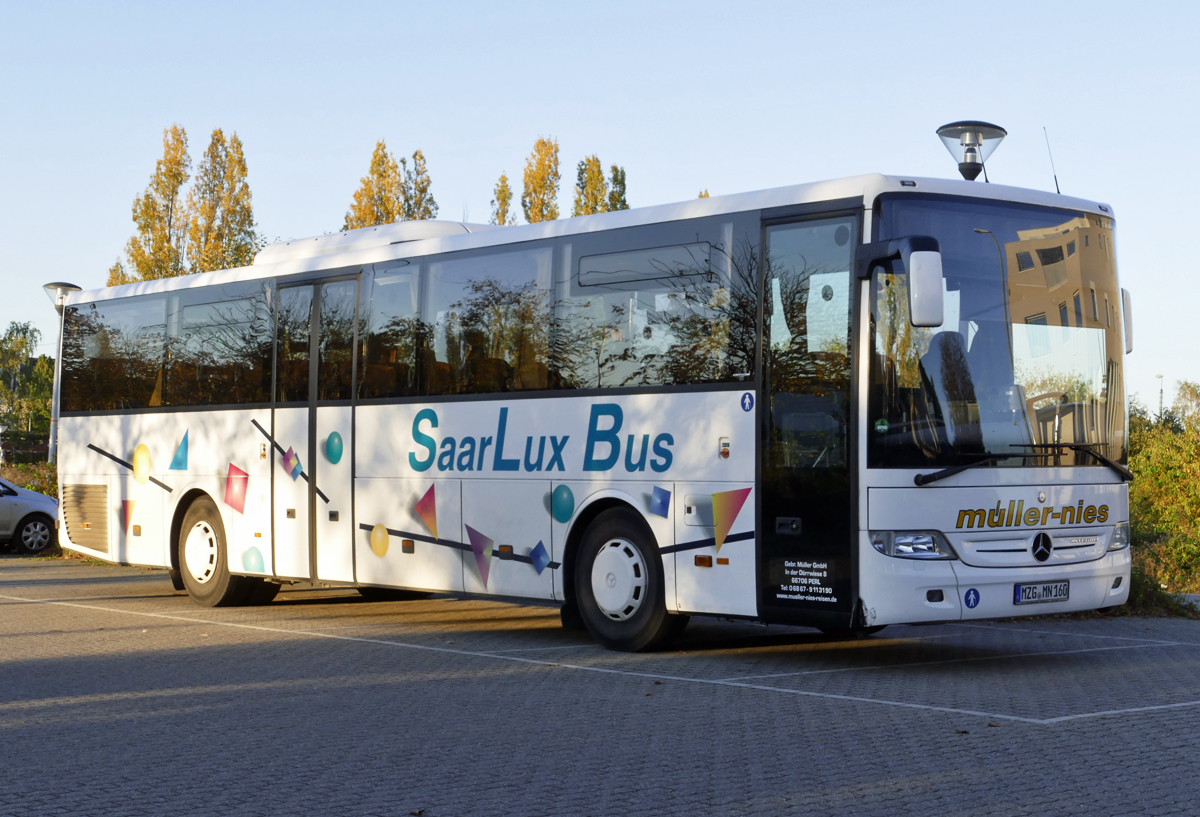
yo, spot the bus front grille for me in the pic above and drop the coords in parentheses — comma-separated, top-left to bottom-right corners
(62, 484, 109, 553)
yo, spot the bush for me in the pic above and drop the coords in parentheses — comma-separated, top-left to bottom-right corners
(1, 461, 57, 498)
(1128, 423, 1200, 594)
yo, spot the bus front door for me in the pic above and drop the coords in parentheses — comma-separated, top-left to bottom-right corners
(273, 278, 359, 582)
(758, 214, 858, 627)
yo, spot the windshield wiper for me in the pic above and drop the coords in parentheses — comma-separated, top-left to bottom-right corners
(914, 453, 1045, 486)
(1010, 443, 1133, 482)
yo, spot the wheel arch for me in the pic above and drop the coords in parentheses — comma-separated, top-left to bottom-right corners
(561, 490, 659, 610)
(13, 510, 56, 544)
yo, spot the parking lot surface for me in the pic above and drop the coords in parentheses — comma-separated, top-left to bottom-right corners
(3, 557, 1199, 816)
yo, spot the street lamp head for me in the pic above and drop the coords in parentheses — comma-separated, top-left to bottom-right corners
(936, 121, 1007, 181)
(42, 282, 82, 315)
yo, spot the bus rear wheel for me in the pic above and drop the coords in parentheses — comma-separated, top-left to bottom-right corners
(179, 496, 251, 607)
(574, 507, 683, 652)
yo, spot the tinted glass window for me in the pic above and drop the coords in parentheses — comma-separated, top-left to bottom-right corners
(553, 213, 759, 388)
(318, 279, 357, 401)
(423, 246, 553, 394)
(164, 280, 272, 406)
(276, 286, 312, 403)
(360, 263, 420, 399)
(61, 295, 166, 411)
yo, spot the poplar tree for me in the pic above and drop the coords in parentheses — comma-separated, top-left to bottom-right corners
(116, 126, 192, 282)
(607, 165, 629, 211)
(698, 189, 710, 198)
(343, 141, 437, 230)
(572, 156, 608, 216)
(343, 140, 404, 230)
(401, 150, 438, 221)
(491, 172, 517, 225)
(187, 129, 262, 272)
(521, 137, 560, 223)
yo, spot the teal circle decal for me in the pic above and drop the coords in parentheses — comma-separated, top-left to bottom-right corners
(326, 431, 343, 464)
(243, 546, 265, 573)
(551, 484, 575, 523)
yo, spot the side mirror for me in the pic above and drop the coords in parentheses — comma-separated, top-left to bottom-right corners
(1121, 288, 1133, 354)
(907, 250, 945, 327)
(856, 235, 945, 328)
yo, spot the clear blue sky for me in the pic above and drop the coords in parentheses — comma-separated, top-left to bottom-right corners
(2, 0, 1194, 408)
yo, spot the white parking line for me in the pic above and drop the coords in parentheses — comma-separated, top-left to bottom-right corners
(0, 592, 1189, 726)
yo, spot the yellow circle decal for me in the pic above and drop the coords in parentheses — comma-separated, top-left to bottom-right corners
(132, 444, 152, 485)
(370, 523, 389, 557)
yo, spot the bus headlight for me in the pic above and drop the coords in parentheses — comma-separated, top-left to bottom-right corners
(870, 531, 957, 560)
(1108, 521, 1131, 551)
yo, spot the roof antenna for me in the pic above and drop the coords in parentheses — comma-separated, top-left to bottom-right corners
(1043, 127, 1061, 194)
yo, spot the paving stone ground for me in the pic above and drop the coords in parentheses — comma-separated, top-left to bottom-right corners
(2, 556, 1199, 816)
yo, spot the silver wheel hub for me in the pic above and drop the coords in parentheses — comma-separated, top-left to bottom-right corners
(184, 521, 219, 584)
(21, 520, 50, 551)
(591, 538, 646, 621)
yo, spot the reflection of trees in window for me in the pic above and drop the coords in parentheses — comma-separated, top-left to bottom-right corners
(450, 277, 549, 392)
(275, 288, 312, 403)
(61, 301, 166, 411)
(165, 290, 271, 406)
(551, 237, 758, 389)
(318, 282, 357, 400)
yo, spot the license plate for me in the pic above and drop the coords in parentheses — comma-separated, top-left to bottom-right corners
(1013, 580, 1070, 605)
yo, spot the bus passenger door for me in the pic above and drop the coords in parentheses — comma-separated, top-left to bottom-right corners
(758, 213, 858, 626)
(272, 277, 359, 582)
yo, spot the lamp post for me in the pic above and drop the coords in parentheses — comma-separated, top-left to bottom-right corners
(0, 424, 8, 466)
(1158, 374, 1164, 420)
(41, 282, 81, 464)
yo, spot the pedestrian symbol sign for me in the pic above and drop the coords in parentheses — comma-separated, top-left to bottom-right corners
(965, 588, 980, 609)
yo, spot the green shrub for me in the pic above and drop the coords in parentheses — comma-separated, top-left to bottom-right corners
(1, 461, 58, 498)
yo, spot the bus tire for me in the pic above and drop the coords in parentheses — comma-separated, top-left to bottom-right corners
(178, 496, 250, 607)
(574, 507, 679, 652)
(357, 586, 431, 601)
(242, 578, 281, 606)
(14, 514, 55, 554)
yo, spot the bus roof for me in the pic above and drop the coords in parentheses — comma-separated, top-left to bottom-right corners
(66, 173, 1114, 306)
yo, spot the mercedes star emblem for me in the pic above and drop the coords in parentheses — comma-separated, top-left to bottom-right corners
(1032, 532, 1053, 563)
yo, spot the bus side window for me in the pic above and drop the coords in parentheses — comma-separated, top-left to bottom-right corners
(424, 246, 553, 395)
(553, 215, 758, 389)
(360, 265, 420, 399)
(61, 295, 167, 412)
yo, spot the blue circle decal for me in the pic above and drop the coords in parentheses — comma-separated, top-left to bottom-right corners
(964, 588, 980, 609)
(326, 431, 343, 464)
(551, 484, 575, 523)
(741, 393, 754, 412)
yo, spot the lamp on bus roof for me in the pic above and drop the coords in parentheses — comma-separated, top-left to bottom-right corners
(936, 121, 1007, 181)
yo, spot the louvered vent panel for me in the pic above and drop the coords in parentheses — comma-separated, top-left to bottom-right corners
(62, 484, 109, 553)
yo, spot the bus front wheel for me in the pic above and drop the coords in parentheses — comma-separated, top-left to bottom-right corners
(574, 507, 685, 652)
(179, 497, 251, 607)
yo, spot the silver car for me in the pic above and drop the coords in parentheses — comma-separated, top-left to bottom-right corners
(0, 478, 58, 554)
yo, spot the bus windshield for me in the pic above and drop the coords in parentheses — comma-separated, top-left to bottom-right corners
(868, 195, 1126, 469)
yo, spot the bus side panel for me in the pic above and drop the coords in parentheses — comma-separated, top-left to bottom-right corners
(461, 479, 553, 599)
(58, 410, 274, 571)
(673, 481, 757, 617)
(354, 477, 465, 593)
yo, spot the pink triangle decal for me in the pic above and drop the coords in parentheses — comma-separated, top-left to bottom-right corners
(712, 487, 752, 552)
(465, 525, 494, 589)
(121, 500, 135, 533)
(414, 485, 438, 540)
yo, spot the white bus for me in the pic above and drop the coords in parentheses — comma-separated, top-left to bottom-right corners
(49, 171, 1134, 650)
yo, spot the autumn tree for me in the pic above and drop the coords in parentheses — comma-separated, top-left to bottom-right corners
(1173, 380, 1200, 429)
(490, 173, 517, 225)
(572, 156, 608, 216)
(521, 137, 560, 223)
(343, 140, 404, 230)
(607, 165, 629, 211)
(402, 150, 438, 220)
(343, 141, 437, 230)
(698, 189, 710, 198)
(109, 126, 192, 285)
(187, 129, 262, 272)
